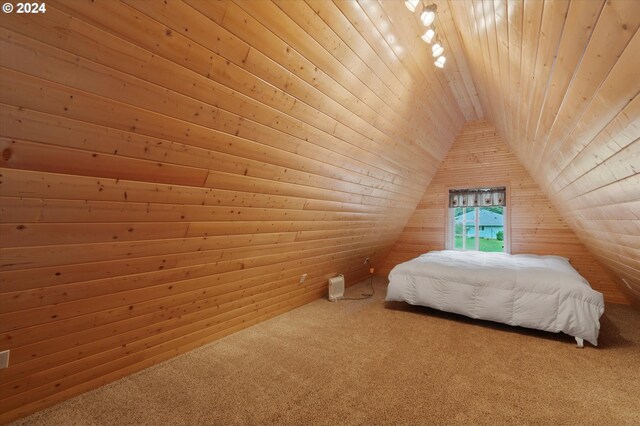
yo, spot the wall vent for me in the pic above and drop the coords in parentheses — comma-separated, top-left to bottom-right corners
(328, 275, 345, 302)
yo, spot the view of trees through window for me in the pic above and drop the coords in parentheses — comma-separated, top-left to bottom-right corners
(453, 206, 505, 252)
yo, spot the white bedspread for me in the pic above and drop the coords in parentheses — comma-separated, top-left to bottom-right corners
(386, 250, 605, 346)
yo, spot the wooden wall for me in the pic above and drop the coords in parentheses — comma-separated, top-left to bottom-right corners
(0, 0, 477, 421)
(448, 0, 640, 307)
(1, 0, 636, 421)
(381, 121, 628, 305)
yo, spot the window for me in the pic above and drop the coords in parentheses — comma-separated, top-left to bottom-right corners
(448, 187, 507, 253)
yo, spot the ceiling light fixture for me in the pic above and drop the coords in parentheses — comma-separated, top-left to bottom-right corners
(405, 0, 419, 12)
(403, 2, 445, 68)
(432, 42, 444, 57)
(420, 4, 437, 27)
(421, 27, 436, 44)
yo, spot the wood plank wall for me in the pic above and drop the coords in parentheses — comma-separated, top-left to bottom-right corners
(0, 0, 476, 421)
(448, 0, 640, 307)
(381, 121, 629, 305)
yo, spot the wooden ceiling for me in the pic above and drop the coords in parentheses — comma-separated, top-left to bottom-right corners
(0, 0, 637, 420)
(447, 0, 640, 306)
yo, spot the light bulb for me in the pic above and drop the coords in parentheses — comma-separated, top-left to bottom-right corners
(435, 55, 446, 68)
(420, 10, 435, 26)
(421, 28, 435, 43)
(432, 43, 444, 57)
(405, 0, 419, 12)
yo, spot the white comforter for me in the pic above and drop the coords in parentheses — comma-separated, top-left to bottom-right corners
(386, 250, 605, 346)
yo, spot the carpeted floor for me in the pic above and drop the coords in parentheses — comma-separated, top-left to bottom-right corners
(13, 277, 640, 425)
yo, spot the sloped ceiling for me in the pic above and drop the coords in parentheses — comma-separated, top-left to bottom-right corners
(0, 0, 635, 419)
(447, 0, 640, 306)
(0, 1, 481, 420)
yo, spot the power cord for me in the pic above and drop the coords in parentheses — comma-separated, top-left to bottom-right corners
(343, 260, 375, 300)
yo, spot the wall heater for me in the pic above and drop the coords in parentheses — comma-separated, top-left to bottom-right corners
(328, 275, 345, 301)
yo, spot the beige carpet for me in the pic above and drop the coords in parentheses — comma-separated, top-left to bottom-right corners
(13, 278, 640, 425)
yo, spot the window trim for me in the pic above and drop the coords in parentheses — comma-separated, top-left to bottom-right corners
(444, 184, 511, 253)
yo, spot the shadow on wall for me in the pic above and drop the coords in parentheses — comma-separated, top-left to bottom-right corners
(598, 308, 636, 349)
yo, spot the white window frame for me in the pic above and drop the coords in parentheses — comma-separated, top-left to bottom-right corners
(448, 206, 507, 252)
(445, 185, 511, 254)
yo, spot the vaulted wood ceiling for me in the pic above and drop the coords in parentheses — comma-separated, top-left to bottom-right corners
(0, 0, 637, 421)
(0, 1, 477, 420)
(446, 0, 640, 306)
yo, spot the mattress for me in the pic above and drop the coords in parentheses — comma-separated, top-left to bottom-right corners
(386, 250, 605, 346)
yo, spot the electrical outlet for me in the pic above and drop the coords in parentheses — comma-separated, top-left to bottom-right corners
(299, 273, 307, 284)
(0, 350, 9, 369)
(363, 257, 370, 265)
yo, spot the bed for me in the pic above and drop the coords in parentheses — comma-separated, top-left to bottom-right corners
(386, 250, 605, 346)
